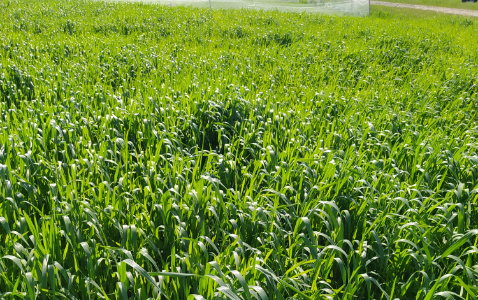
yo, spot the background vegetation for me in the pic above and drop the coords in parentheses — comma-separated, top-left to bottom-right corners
(1, 0, 478, 298)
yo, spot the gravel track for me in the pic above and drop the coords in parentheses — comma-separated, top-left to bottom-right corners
(371, 1, 478, 17)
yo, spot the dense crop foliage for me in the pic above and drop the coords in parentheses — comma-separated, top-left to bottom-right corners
(1, 0, 478, 298)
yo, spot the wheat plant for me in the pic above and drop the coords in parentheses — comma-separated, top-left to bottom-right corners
(0, 0, 478, 299)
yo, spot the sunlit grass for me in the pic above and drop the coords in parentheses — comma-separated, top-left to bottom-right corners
(0, 0, 478, 299)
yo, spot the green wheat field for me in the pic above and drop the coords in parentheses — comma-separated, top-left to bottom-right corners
(1, 0, 478, 299)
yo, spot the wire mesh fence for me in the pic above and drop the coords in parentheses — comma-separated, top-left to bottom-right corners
(107, 0, 370, 16)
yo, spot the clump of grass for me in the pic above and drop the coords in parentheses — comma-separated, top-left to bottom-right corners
(0, 0, 477, 299)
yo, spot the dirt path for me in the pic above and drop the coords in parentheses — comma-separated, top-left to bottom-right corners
(371, 1, 478, 17)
